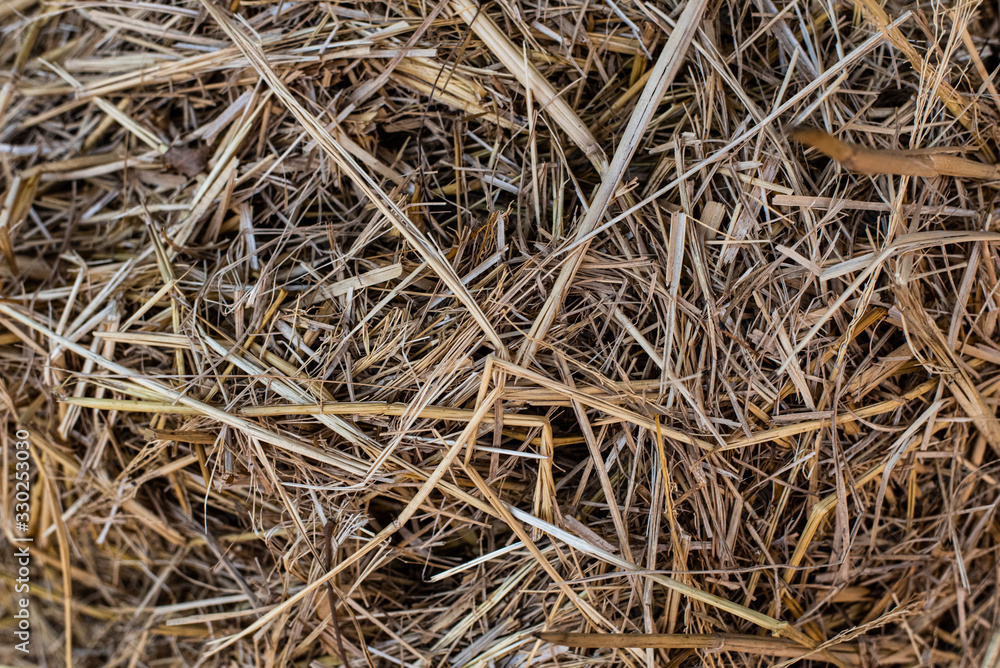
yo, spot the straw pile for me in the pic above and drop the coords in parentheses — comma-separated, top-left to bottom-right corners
(2, 0, 999, 666)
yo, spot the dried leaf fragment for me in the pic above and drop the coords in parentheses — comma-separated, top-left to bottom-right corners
(164, 144, 211, 177)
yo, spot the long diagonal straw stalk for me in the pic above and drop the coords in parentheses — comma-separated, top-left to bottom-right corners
(516, 0, 709, 363)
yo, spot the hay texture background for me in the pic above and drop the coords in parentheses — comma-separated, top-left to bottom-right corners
(1, 0, 1000, 666)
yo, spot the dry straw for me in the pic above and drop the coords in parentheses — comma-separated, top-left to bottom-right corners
(1, 0, 999, 666)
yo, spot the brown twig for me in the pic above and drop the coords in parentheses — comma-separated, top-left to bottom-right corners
(790, 126, 1000, 179)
